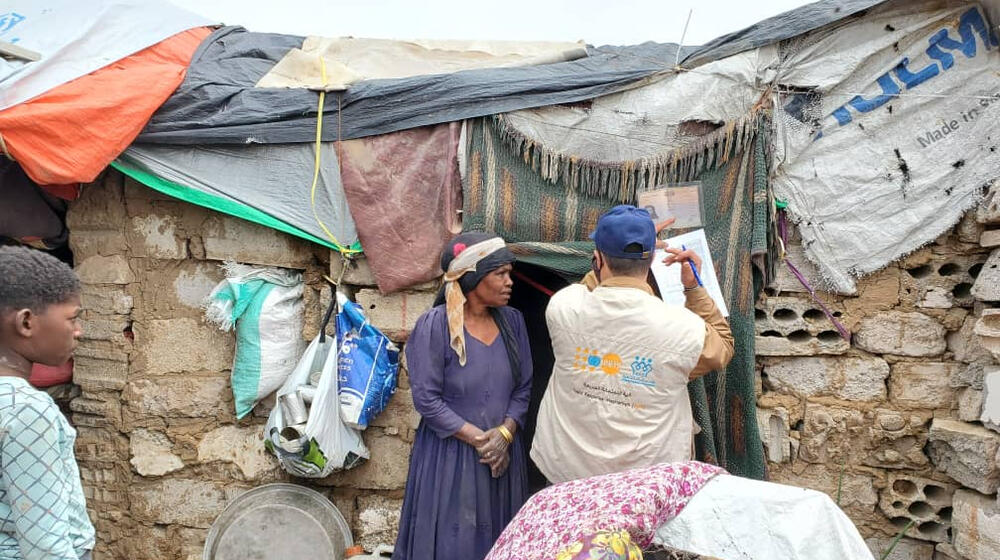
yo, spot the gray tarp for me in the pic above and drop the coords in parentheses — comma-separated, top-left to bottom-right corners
(681, 0, 890, 67)
(118, 142, 359, 248)
(136, 26, 692, 145)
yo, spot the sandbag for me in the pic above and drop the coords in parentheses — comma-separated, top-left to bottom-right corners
(205, 263, 305, 419)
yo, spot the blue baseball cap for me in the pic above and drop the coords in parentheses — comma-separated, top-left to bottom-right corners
(590, 205, 656, 259)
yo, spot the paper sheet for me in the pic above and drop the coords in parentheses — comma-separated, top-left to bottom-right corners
(651, 229, 729, 316)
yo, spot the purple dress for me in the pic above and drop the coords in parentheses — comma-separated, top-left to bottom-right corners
(393, 305, 533, 560)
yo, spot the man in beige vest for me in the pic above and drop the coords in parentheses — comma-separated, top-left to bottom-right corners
(531, 205, 734, 484)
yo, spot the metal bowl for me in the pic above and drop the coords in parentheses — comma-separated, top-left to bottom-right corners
(203, 483, 352, 560)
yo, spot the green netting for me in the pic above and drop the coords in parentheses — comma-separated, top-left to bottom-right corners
(463, 115, 772, 479)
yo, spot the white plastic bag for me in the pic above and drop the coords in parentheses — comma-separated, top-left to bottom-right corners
(265, 317, 369, 478)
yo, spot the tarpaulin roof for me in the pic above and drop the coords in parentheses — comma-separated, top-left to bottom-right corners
(135, 26, 694, 145)
(681, 0, 890, 67)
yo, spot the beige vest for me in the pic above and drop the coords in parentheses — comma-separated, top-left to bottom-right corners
(531, 282, 705, 483)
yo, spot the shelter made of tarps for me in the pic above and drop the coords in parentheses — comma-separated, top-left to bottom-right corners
(134, 26, 688, 145)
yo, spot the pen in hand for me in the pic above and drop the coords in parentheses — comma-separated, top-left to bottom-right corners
(681, 244, 704, 287)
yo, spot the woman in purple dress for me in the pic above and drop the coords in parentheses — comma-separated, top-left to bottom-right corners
(393, 232, 533, 560)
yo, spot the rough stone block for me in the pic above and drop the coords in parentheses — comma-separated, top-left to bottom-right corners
(878, 474, 957, 543)
(900, 253, 985, 309)
(869, 410, 931, 469)
(889, 363, 961, 409)
(951, 363, 987, 390)
(132, 261, 225, 319)
(67, 173, 127, 230)
(754, 296, 850, 356)
(368, 389, 421, 436)
(842, 266, 902, 319)
(763, 356, 889, 401)
(355, 289, 437, 338)
(125, 377, 231, 418)
(799, 404, 932, 470)
(927, 419, 1000, 494)
(972, 309, 1000, 362)
(981, 367, 1000, 432)
(331, 253, 378, 287)
(958, 210, 985, 244)
(129, 479, 246, 528)
(73, 355, 128, 392)
(355, 495, 402, 552)
(80, 284, 134, 316)
(934, 543, 962, 560)
(977, 181, 1000, 224)
(320, 431, 411, 490)
(133, 318, 234, 375)
(971, 249, 1000, 302)
(202, 215, 313, 269)
(76, 255, 135, 285)
(129, 429, 183, 477)
(768, 462, 878, 514)
(949, 316, 996, 365)
(959, 387, 985, 422)
(127, 214, 187, 259)
(197, 424, 278, 481)
(856, 312, 947, 357)
(866, 537, 934, 560)
(981, 229, 1000, 248)
(69, 230, 128, 260)
(952, 489, 1000, 560)
(756, 407, 793, 463)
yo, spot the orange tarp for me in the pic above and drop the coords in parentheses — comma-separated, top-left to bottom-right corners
(0, 26, 212, 185)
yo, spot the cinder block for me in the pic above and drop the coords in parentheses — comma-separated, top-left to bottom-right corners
(754, 296, 850, 356)
(899, 253, 987, 309)
(878, 474, 957, 543)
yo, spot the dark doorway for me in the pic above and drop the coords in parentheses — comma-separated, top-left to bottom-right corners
(508, 261, 570, 493)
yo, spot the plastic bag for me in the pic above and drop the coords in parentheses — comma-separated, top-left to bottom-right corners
(264, 296, 369, 477)
(335, 292, 400, 430)
(204, 263, 305, 419)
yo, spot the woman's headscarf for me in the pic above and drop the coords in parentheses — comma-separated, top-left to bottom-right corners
(435, 233, 519, 380)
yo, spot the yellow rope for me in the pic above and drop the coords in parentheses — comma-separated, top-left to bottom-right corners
(311, 57, 360, 255)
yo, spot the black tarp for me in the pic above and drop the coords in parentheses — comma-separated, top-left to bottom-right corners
(137, 1, 894, 145)
(137, 26, 694, 145)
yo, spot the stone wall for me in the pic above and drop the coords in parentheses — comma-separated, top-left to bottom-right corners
(67, 172, 425, 559)
(757, 186, 1000, 560)
(68, 170, 1000, 560)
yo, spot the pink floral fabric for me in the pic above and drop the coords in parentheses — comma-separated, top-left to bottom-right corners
(485, 461, 723, 560)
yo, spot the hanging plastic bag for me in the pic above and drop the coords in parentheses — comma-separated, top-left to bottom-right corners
(264, 295, 368, 477)
(204, 263, 304, 419)
(335, 292, 400, 430)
